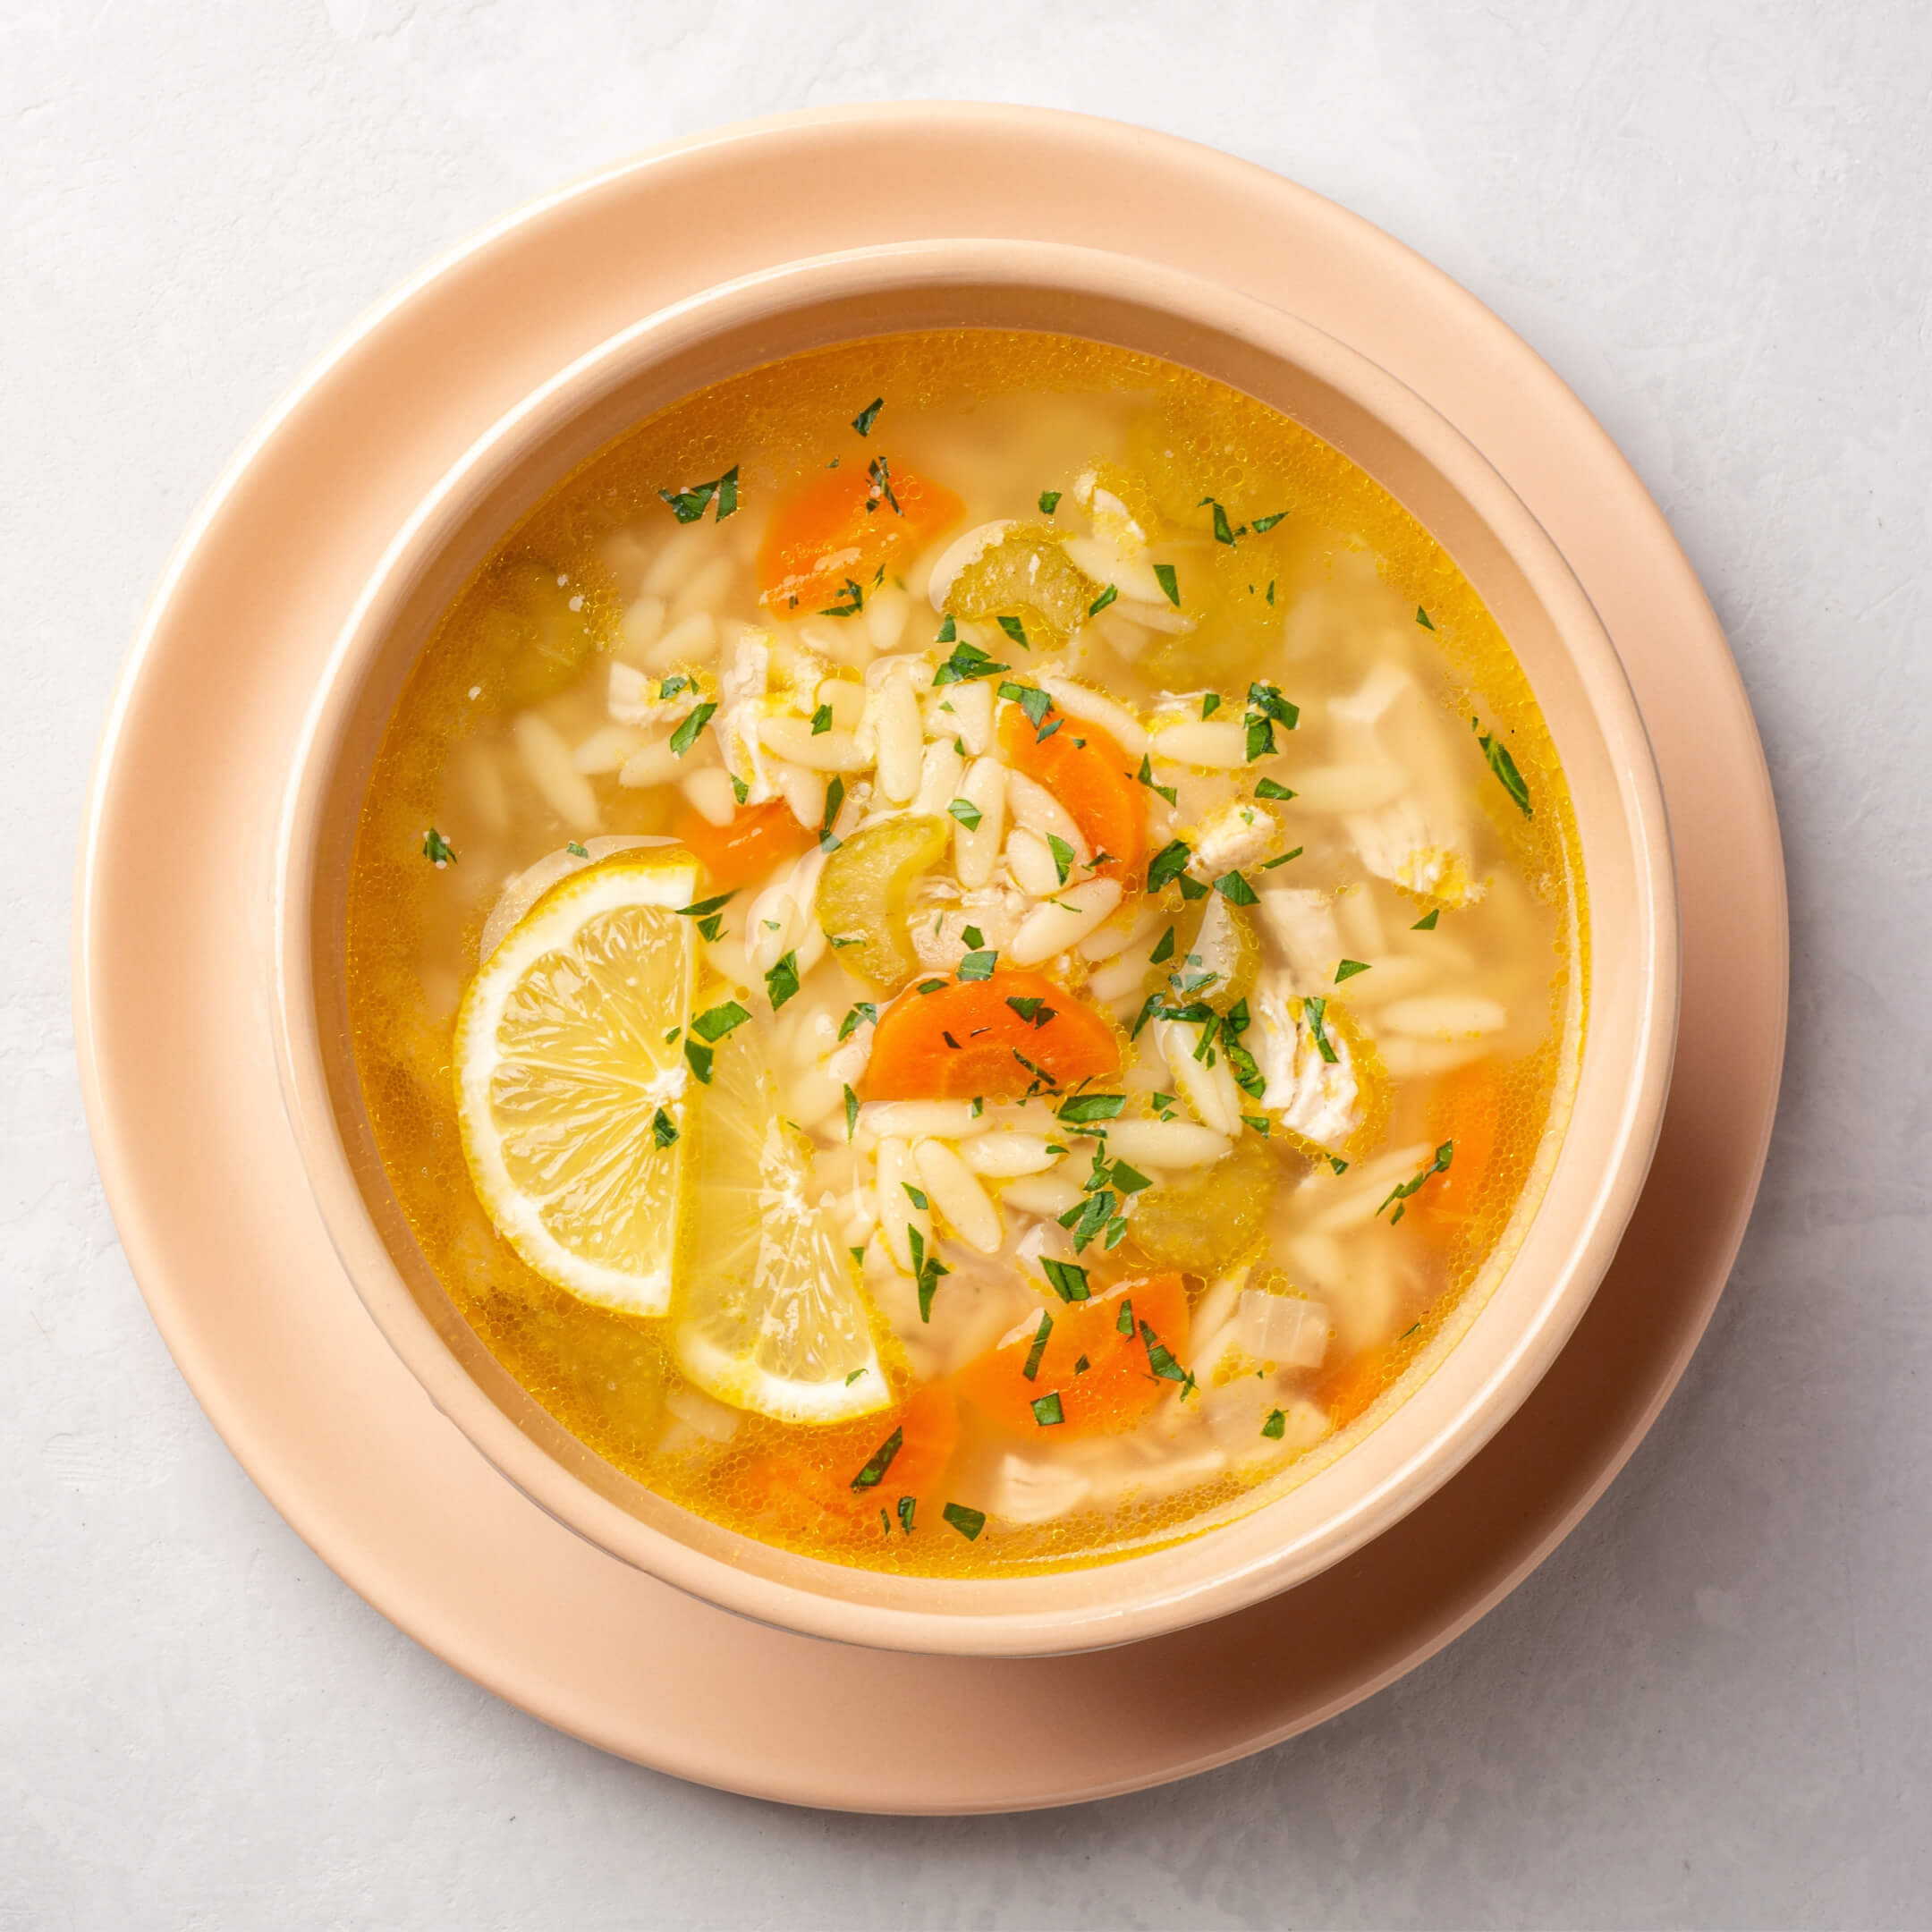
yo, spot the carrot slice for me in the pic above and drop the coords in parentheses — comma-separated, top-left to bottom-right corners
(748, 1383, 960, 1533)
(1411, 1055, 1504, 1238)
(860, 968, 1120, 1101)
(954, 1275, 1190, 1438)
(998, 699, 1147, 889)
(757, 462, 962, 614)
(673, 799, 815, 893)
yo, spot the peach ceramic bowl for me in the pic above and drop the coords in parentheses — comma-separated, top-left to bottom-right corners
(274, 238, 1677, 1658)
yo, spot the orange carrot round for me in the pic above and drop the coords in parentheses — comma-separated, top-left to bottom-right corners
(748, 1383, 959, 1532)
(757, 463, 962, 614)
(953, 1274, 1191, 1438)
(998, 699, 1147, 889)
(673, 799, 815, 893)
(860, 968, 1120, 1101)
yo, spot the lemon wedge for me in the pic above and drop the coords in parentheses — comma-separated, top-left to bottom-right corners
(454, 850, 700, 1317)
(673, 1022, 890, 1424)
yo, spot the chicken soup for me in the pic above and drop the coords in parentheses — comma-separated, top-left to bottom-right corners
(345, 331, 1587, 1575)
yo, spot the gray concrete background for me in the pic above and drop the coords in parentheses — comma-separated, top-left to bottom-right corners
(5, 4, 1928, 1926)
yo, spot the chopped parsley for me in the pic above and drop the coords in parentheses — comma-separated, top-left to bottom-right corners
(947, 797, 983, 831)
(676, 889, 735, 944)
(1201, 691, 1222, 718)
(1056, 1093, 1125, 1124)
(1242, 1114, 1271, 1136)
(906, 1225, 950, 1322)
(849, 1427, 903, 1490)
(957, 948, 997, 981)
(565, 840, 589, 859)
(1377, 1140, 1455, 1224)
(942, 1502, 986, 1542)
(1335, 959, 1371, 983)
(421, 826, 455, 867)
(998, 681, 1052, 728)
(1254, 776, 1296, 802)
(839, 1001, 878, 1041)
(1259, 846, 1304, 870)
(650, 1107, 679, 1148)
(1243, 682, 1299, 760)
(818, 578, 865, 619)
(730, 774, 750, 805)
(1153, 562, 1181, 607)
(851, 395, 884, 436)
(1140, 1321, 1191, 1387)
(1039, 1258, 1092, 1303)
(843, 1084, 859, 1140)
(1416, 606, 1434, 630)
(931, 637, 1008, 687)
(1148, 839, 1192, 892)
(1021, 1311, 1054, 1381)
(1213, 870, 1259, 907)
(657, 465, 739, 523)
(865, 453, 900, 514)
(1250, 511, 1287, 534)
(1412, 908, 1442, 930)
(764, 951, 801, 1010)
(896, 1495, 916, 1534)
(1149, 926, 1176, 966)
(691, 1000, 751, 1042)
(1261, 1408, 1287, 1440)
(1031, 1391, 1066, 1427)
(1115, 1298, 1135, 1336)
(668, 701, 716, 757)
(682, 1038, 715, 1084)
(1301, 995, 1340, 1064)
(1038, 488, 1062, 515)
(819, 774, 846, 852)
(1136, 753, 1179, 808)
(902, 1182, 929, 1210)
(1047, 834, 1074, 886)
(810, 703, 834, 735)
(1087, 583, 1119, 616)
(1472, 716, 1534, 817)
(996, 614, 1030, 649)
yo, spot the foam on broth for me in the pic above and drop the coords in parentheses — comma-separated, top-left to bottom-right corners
(345, 331, 1587, 1577)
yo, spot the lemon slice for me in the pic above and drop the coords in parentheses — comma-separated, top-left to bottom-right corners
(454, 851, 700, 1317)
(673, 1024, 890, 1423)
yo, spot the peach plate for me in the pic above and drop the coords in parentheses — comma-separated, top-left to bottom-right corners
(75, 105, 1786, 1809)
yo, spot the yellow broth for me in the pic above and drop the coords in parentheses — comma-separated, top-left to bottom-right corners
(345, 331, 1587, 1577)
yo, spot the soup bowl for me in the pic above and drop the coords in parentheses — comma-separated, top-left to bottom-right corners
(274, 238, 1676, 1657)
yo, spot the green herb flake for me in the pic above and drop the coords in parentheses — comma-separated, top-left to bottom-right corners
(1047, 833, 1074, 886)
(906, 1224, 950, 1322)
(942, 1502, 986, 1542)
(818, 578, 865, 620)
(1140, 1321, 1189, 1384)
(809, 702, 835, 736)
(730, 774, 750, 805)
(1201, 691, 1222, 718)
(1030, 1390, 1066, 1428)
(903, 1182, 929, 1210)
(1038, 489, 1062, 515)
(1412, 908, 1442, 930)
(865, 453, 900, 515)
(683, 1038, 715, 1084)
(1148, 839, 1192, 892)
(1115, 1298, 1135, 1336)
(764, 951, 801, 1011)
(1416, 606, 1435, 630)
(564, 840, 589, 859)
(1021, 1311, 1054, 1381)
(1250, 512, 1287, 534)
(1254, 776, 1296, 802)
(1259, 846, 1303, 870)
(957, 949, 997, 981)
(1153, 562, 1181, 608)
(691, 1001, 751, 1042)
(947, 797, 983, 831)
(1039, 1258, 1092, 1303)
(1056, 1093, 1126, 1124)
(936, 613, 958, 645)
(668, 701, 717, 758)
(1088, 582, 1120, 616)
(998, 681, 1052, 728)
(1377, 1140, 1455, 1224)
(1242, 1114, 1271, 1136)
(1205, 498, 1236, 546)
(931, 638, 1008, 687)
(996, 614, 1030, 649)
(658, 466, 739, 523)
(421, 826, 456, 867)
(1301, 996, 1340, 1065)
(1472, 716, 1534, 817)
(839, 1003, 878, 1042)
(1177, 874, 1208, 902)
(916, 977, 948, 995)
(1335, 959, 1371, 983)
(650, 1107, 679, 1148)
(1261, 1408, 1287, 1440)
(1136, 752, 1179, 808)
(1111, 1161, 1153, 1196)
(1213, 870, 1258, 907)
(851, 396, 885, 437)
(849, 1426, 903, 1491)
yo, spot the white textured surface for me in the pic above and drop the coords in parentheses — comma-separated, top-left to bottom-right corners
(7, 4, 1928, 1925)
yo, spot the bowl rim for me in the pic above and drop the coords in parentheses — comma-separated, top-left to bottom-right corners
(273, 235, 1679, 1657)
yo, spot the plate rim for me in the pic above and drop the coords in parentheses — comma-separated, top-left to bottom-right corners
(73, 100, 1786, 1813)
